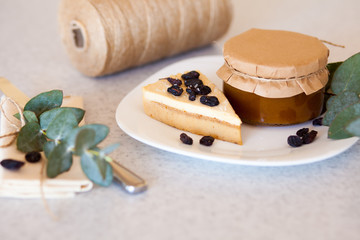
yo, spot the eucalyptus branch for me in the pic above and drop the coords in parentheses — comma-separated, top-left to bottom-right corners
(15, 90, 119, 186)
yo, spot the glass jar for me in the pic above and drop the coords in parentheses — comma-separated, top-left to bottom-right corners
(223, 82, 324, 125)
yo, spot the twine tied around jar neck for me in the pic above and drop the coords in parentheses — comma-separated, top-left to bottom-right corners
(224, 60, 329, 82)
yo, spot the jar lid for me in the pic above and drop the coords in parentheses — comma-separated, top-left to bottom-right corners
(217, 29, 329, 98)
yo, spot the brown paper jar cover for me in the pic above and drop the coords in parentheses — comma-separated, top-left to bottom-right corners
(217, 29, 329, 125)
(217, 28, 329, 99)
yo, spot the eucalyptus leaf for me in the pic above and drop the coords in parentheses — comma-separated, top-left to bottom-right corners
(80, 124, 109, 146)
(80, 152, 113, 186)
(13, 111, 38, 123)
(331, 52, 360, 95)
(326, 61, 343, 92)
(74, 128, 96, 155)
(345, 117, 360, 137)
(46, 109, 78, 141)
(13, 113, 20, 120)
(323, 91, 360, 126)
(100, 143, 120, 156)
(16, 122, 47, 153)
(23, 111, 38, 123)
(65, 124, 109, 149)
(46, 142, 73, 178)
(24, 90, 63, 117)
(40, 107, 85, 130)
(43, 141, 55, 159)
(90, 152, 107, 180)
(326, 95, 336, 110)
(328, 102, 360, 139)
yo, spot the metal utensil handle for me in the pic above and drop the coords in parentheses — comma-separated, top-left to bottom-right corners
(109, 161, 147, 194)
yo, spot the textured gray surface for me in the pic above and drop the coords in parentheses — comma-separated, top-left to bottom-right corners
(0, 0, 359, 239)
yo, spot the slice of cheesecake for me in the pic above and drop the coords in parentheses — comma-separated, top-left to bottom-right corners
(142, 71, 242, 145)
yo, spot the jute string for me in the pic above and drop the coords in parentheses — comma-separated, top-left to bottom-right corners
(321, 40, 345, 48)
(0, 97, 25, 147)
(59, 0, 232, 77)
(0, 97, 58, 219)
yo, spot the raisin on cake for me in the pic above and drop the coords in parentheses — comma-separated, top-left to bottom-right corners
(142, 71, 242, 145)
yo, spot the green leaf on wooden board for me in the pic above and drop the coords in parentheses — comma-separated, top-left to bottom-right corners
(39, 107, 85, 131)
(24, 90, 63, 117)
(80, 152, 113, 186)
(16, 122, 47, 153)
(331, 52, 360, 95)
(328, 102, 360, 139)
(323, 91, 360, 126)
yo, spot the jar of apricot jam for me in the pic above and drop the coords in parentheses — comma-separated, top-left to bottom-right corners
(223, 82, 325, 125)
(217, 28, 329, 125)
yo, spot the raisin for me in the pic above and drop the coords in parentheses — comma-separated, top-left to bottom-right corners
(166, 77, 182, 86)
(302, 130, 318, 144)
(312, 117, 323, 126)
(181, 71, 200, 80)
(296, 128, 309, 138)
(197, 85, 211, 95)
(186, 87, 196, 95)
(186, 88, 197, 101)
(1, 159, 25, 170)
(180, 133, 193, 145)
(25, 151, 41, 163)
(188, 93, 196, 101)
(287, 135, 303, 147)
(200, 136, 215, 146)
(167, 85, 183, 96)
(184, 79, 203, 88)
(200, 96, 219, 106)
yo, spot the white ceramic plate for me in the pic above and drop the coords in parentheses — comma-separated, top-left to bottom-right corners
(115, 56, 358, 166)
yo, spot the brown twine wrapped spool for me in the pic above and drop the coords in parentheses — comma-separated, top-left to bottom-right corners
(58, 0, 233, 77)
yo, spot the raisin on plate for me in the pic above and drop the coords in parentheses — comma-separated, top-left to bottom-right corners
(296, 128, 309, 138)
(200, 136, 215, 146)
(302, 130, 318, 144)
(312, 117, 323, 126)
(180, 133, 193, 145)
(287, 135, 303, 147)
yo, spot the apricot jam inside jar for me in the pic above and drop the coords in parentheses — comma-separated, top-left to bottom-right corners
(217, 28, 329, 125)
(223, 82, 325, 125)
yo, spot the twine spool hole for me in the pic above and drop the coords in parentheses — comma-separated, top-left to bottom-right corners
(70, 21, 87, 51)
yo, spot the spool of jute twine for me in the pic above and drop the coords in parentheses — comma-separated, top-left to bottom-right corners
(58, 0, 233, 77)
